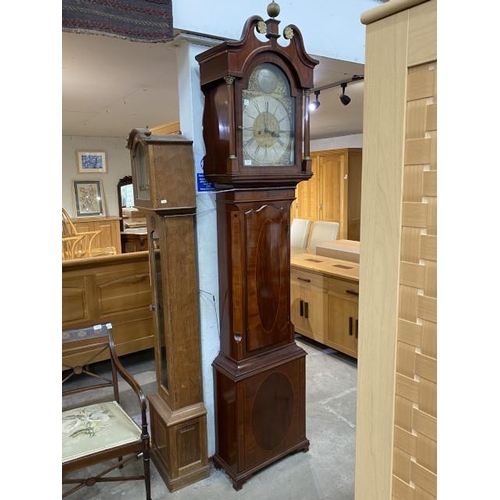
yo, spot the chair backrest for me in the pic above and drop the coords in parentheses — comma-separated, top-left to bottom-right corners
(62, 207, 77, 238)
(307, 221, 340, 252)
(62, 207, 103, 258)
(290, 218, 312, 248)
(62, 323, 120, 404)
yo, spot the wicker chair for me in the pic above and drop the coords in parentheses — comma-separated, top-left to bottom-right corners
(62, 323, 151, 499)
(62, 208, 116, 259)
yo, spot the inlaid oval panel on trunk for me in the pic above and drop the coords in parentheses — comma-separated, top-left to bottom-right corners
(255, 219, 282, 332)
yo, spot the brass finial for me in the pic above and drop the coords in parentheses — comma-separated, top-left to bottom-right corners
(267, 1, 280, 18)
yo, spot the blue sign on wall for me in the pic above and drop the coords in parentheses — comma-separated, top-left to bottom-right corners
(195, 155, 216, 193)
(197, 173, 216, 192)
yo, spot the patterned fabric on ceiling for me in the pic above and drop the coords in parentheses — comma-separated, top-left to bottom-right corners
(62, 0, 173, 42)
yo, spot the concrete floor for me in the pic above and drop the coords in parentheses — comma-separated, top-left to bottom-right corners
(63, 336, 357, 500)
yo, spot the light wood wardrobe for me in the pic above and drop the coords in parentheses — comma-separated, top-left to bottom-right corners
(292, 148, 362, 241)
(355, 1, 437, 499)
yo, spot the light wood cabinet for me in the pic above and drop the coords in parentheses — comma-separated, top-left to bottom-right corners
(72, 216, 121, 253)
(292, 148, 362, 240)
(62, 251, 154, 366)
(291, 253, 359, 359)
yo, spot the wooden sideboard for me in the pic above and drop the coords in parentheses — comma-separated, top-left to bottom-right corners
(291, 252, 359, 358)
(71, 216, 122, 254)
(62, 251, 154, 366)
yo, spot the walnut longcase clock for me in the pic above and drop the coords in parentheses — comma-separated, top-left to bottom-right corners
(127, 128, 209, 492)
(196, 1, 318, 490)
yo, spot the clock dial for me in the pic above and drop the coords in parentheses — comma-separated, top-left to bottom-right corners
(241, 63, 295, 166)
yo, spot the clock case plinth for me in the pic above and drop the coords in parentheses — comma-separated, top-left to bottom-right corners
(127, 129, 209, 492)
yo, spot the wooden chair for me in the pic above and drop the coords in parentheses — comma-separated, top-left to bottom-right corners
(62, 235, 84, 261)
(62, 323, 152, 499)
(62, 208, 117, 259)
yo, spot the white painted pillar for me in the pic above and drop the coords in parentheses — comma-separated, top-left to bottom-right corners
(174, 34, 221, 456)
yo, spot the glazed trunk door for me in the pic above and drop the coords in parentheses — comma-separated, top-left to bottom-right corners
(244, 203, 290, 353)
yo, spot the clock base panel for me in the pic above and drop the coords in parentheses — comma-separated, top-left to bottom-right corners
(148, 394, 210, 492)
(212, 348, 309, 490)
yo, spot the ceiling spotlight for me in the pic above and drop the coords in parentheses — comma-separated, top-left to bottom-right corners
(309, 90, 321, 111)
(339, 83, 351, 106)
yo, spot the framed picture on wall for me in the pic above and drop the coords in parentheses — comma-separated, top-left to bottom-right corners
(76, 150, 107, 173)
(72, 180, 106, 217)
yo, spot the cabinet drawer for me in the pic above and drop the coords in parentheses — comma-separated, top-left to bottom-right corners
(325, 277, 359, 299)
(290, 268, 327, 290)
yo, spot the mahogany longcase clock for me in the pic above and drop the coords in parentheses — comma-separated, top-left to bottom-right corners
(127, 128, 209, 491)
(196, 2, 318, 490)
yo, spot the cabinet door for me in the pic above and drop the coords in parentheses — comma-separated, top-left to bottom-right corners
(318, 151, 345, 227)
(290, 269, 328, 343)
(244, 202, 291, 353)
(327, 294, 358, 358)
(94, 218, 121, 251)
(290, 275, 303, 329)
(73, 218, 121, 253)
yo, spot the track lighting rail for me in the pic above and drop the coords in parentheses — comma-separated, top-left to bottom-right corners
(312, 75, 364, 94)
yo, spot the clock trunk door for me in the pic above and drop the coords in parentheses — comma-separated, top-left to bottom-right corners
(244, 202, 291, 354)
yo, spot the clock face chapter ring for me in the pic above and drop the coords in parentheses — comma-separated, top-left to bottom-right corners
(242, 94, 293, 165)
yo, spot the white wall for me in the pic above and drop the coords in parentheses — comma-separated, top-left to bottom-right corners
(173, 0, 376, 63)
(62, 136, 132, 218)
(311, 134, 363, 151)
(175, 37, 221, 457)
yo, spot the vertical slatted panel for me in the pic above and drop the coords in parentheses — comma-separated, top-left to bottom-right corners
(393, 61, 437, 500)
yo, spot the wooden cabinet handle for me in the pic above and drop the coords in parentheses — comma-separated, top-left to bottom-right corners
(304, 302, 309, 319)
(349, 316, 353, 336)
(297, 277, 311, 283)
(346, 289, 359, 296)
(300, 300, 304, 317)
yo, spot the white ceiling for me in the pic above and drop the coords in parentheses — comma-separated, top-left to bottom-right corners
(62, 31, 365, 141)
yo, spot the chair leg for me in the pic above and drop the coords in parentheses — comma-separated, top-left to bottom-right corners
(143, 449, 152, 500)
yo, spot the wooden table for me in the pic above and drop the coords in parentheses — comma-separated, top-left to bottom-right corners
(121, 228, 148, 252)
